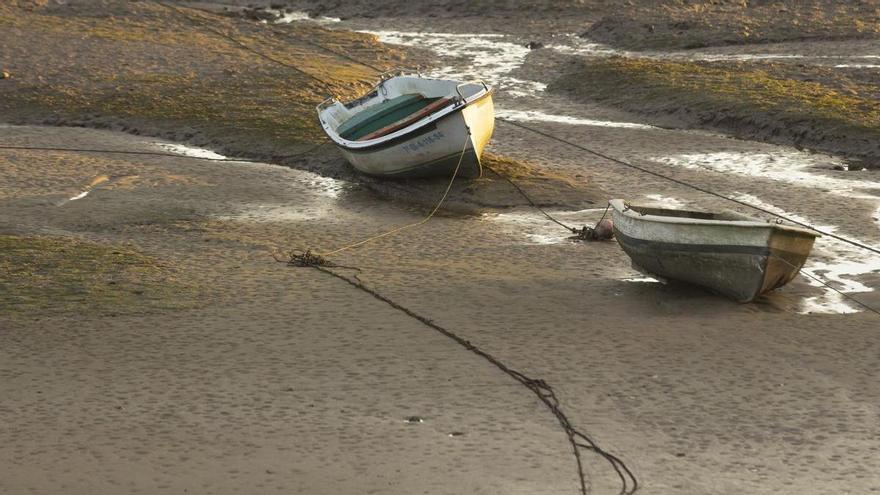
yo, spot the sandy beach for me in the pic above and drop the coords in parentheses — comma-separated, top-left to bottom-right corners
(2, 1, 880, 494)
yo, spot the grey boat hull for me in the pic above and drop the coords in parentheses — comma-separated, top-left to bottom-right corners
(610, 199, 818, 302)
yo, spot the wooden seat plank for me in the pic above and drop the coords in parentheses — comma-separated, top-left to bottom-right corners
(357, 98, 455, 141)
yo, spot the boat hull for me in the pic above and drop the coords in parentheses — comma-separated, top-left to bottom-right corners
(336, 93, 494, 179)
(610, 200, 817, 302)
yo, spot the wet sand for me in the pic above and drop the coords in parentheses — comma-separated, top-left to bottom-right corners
(2, 122, 879, 493)
(3, 2, 880, 494)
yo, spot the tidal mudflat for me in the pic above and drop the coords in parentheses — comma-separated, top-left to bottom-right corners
(2, 1, 879, 494)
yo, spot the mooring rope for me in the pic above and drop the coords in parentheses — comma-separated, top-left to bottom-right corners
(156, 2, 330, 87)
(483, 163, 613, 241)
(276, 259, 639, 495)
(483, 163, 579, 232)
(496, 118, 880, 315)
(274, 134, 640, 493)
(498, 118, 880, 257)
(770, 255, 880, 316)
(276, 133, 471, 266)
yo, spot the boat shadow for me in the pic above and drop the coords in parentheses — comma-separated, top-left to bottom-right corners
(610, 276, 822, 316)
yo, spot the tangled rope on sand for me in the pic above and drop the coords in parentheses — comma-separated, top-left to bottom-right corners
(284, 260, 638, 495)
(273, 249, 331, 267)
(571, 218, 614, 241)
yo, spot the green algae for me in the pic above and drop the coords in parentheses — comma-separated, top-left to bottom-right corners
(552, 57, 880, 163)
(0, 2, 405, 150)
(565, 58, 879, 130)
(0, 235, 199, 316)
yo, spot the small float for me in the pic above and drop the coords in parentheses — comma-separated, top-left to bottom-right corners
(317, 74, 494, 178)
(609, 199, 818, 302)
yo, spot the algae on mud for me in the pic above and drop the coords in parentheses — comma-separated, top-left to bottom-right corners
(551, 57, 880, 167)
(0, 235, 199, 316)
(359, 150, 601, 213)
(0, 0, 593, 207)
(480, 152, 579, 190)
(0, 1, 407, 160)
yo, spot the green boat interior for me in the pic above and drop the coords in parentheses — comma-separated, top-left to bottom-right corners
(629, 204, 755, 221)
(338, 93, 451, 141)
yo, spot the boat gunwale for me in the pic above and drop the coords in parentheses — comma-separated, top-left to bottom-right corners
(318, 79, 494, 151)
(609, 199, 818, 238)
(612, 228, 811, 259)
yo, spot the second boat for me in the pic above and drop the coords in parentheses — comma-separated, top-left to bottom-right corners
(609, 199, 819, 302)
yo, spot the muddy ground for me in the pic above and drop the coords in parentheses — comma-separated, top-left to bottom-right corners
(549, 55, 880, 168)
(2, 1, 880, 494)
(0, 0, 597, 210)
(229, 0, 880, 166)
(230, 0, 880, 49)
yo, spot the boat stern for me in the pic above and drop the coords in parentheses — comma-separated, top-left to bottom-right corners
(759, 227, 818, 294)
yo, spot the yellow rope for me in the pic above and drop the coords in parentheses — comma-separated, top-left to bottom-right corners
(318, 132, 471, 258)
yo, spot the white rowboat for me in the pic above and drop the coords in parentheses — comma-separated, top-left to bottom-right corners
(317, 75, 494, 178)
(610, 199, 818, 302)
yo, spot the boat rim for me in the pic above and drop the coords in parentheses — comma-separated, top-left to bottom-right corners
(317, 76, 493, 151)
(609, 199, 819, 237)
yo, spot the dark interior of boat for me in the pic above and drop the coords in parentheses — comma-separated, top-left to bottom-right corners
(628, 204, 755, 221)
(338, 93, 453, 141)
